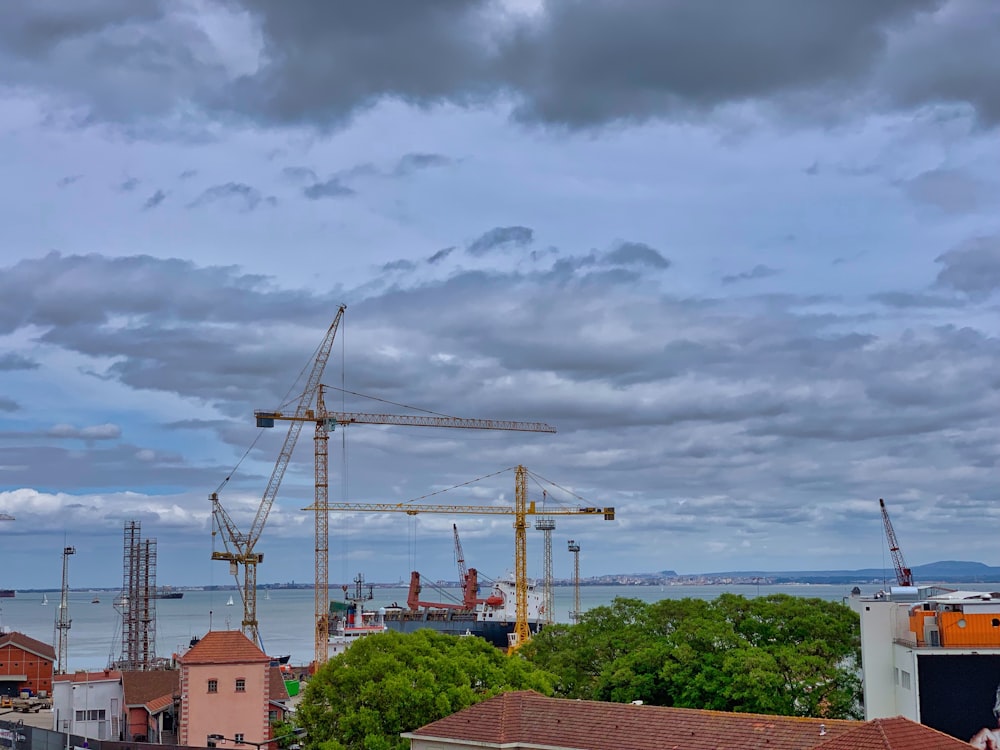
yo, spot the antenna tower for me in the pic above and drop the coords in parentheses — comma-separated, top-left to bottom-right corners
(536, 503, 556, 625)
(55, 545, 75, 674)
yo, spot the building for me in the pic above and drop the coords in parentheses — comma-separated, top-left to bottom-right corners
(177, 631, 272, 748)
(121, 669, 180, 744)
(266, 667, 291, 724)
(404, 690, 970, 750)
(851, 585, 1000, 744)
(0, 631, 56, 699)
(51, 670, 124, 740)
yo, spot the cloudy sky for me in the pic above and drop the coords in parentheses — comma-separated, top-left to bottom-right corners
(2, 1, 1000, 591)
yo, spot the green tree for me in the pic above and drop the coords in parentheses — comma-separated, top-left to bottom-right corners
(297, 630, 555, 750)
(521, 594, 862, 719)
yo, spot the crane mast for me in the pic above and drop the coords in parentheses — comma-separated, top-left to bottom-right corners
(880, 498, 913, 587)
(313, 465, 614, 651)
(262, 404, 556, 667)
(212, 305, 345, 649)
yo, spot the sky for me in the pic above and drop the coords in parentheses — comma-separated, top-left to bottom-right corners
(2, 0, 1000, 590)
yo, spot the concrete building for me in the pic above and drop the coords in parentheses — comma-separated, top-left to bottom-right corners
(177, 631, 272, 749)
(52, 670, 124, 741)
(121, 669, 180, 744)
(851, 585, 1000, 744)
(0, 631, 56, 699)
(404, 690, 970, 750)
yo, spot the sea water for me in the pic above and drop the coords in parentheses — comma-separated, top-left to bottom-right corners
(0, 581, 936, 671)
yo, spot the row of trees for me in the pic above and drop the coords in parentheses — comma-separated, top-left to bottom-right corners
(296, 593, 861, 750)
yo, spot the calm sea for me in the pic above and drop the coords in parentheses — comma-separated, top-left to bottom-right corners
(0, 581, 962, 671)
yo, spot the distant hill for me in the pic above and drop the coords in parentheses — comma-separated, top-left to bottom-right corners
(657, 560, 1000, 585)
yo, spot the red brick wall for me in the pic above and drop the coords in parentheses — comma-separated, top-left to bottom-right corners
(0, 643, 54, 696)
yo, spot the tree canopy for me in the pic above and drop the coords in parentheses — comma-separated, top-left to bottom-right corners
(296, 629, 555, 750)
(520, 593, 862, 719)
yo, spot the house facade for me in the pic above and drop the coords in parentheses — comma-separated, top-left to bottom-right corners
(0, 631, 56, 699)
(177, 632, 271, 749)
(52, 670, 124, 741)
(121, 669, 180, 744)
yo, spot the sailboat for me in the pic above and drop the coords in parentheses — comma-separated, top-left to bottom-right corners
(264, 589, 271, 601)
(226, 595, 234, 606)
(42, 594, 48, 605)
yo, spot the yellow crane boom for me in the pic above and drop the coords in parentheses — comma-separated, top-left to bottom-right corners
(308, 465, 614, 650)
(260, 397, 557, 666)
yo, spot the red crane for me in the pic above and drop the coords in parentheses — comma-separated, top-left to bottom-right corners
(880, 498, 913, 587)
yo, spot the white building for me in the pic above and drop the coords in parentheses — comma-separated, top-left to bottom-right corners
(850, 586, 1000, 744)
(52, 670, 124, 741)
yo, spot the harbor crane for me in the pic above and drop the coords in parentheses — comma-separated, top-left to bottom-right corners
(880, 498, 913, 587)
(258, 392, 556, 666)
(211, 306, 345, 650)
(313, 465, 614, 650)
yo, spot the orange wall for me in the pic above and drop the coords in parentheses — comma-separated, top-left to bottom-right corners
(180, 662, 269, 748)
(0, 644, 54, 695)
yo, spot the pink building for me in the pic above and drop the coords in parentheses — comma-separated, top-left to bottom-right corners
(178, 632, 272, 748)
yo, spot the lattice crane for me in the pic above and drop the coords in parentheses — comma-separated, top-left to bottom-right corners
(210, 306, 345, 649)
(258, 398, 557, 666)
(880, 498, 913, 587)
(314, 465, 614, 651)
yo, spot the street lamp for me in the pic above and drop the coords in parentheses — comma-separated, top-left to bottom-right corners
(208, 728, 306, 750)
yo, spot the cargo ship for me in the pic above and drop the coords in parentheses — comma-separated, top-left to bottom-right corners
(154, 586, 183, 599)
(0, 590, 13, 598)
(378, 571, 545, 648)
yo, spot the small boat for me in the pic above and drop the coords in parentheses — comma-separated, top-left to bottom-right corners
(42, 594, 48, 605)
(91, 597, 100, 604)
(226, 595, 234, 606)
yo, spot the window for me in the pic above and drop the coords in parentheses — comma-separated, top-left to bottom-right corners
(208, 679, 218, 693)
(234, 734, 245, 744)
(901, 670, 911, 689)
(235, 678, 246, 692)
(75, 711, 85, 721)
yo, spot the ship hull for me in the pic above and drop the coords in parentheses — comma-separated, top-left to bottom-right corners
(0, 590, 14, 598)
(382, 610, 543, 648)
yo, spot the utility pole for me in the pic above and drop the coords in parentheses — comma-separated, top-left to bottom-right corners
(568, 539, 581, 625)
(55, 546, 75, 674)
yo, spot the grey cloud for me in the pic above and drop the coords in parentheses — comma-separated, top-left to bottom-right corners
(871, 291, 965, 309)
(467, 226, 534, 256)
(282, 166, 319, 183)
(118, 177, 140, 192)
(0, 353, 40, 371)
(303, 178, 355, 200)
(8, 0, 1000, 134)
(188, 182, 276, 211)
(48, 423, 122, 440)
(427, 247, 455, 264)
(935, 236, 1000, 298)
(142, 189, 167, 210)
(605, 242, 670, 270)
(722, 264, 780, 285)
(382, 259, 416, 273)
(900, 168, 986, 214)
(57, 174, 82, 187)
(0, 397, 19, 412)
(392, 152, 453, 176)
(178, 169, 197, 180)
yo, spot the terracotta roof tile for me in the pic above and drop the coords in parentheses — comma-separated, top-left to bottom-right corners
(145, 694, 175, 714)
(409, 691, 861, 750)
(815, 717, 972, 749)
(0, 631, 57, 660)
(268, 667, 289, 702)
(178, 631, 269, 665)
(121, 670, 180, 708)
(53, 670, 122, 683)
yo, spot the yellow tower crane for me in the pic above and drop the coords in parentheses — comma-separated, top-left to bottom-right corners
(210, 306, 345, 650)
(312, 465, 614, 651)
(256, 399, 556, 667)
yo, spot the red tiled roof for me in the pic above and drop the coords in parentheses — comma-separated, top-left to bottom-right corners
(121, 670, 179, 708)
(408, 691, 861, 750)
(178, 631, 270, 665)
(268, 666, 289, 703)
(814, 717, 972, 749)
(53, 670, 123, 683)
(146, 694, 175, 715)
(0, 631, 56, 661)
